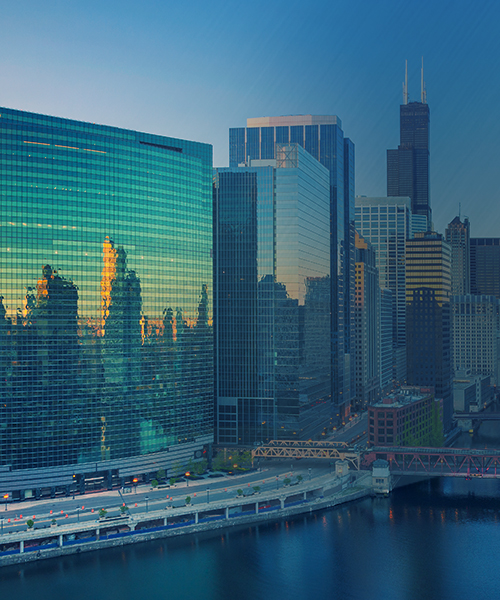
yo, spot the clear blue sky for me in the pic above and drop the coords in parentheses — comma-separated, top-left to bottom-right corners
(2, 0, 499, 235)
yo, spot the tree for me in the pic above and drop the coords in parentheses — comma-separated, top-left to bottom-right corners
(253, 486, 261, 494)
(240, 450, 252, 468)
(194, 459, 208, 475)
(120, 505, 128, 514)
(151, 479, 158, 488)
(26, 519, 34, 529)
(237, 489, 243, 496)
(157, 468, 166, 482)
(212, 453, 227, 471)
(297, 475, 303, 483)
(284, 478, 291, 486)
(169, 477, 177, 486)
(429, 402, 445, 447)
(99, 508, 107, 519)
(185, 496, 191, 505)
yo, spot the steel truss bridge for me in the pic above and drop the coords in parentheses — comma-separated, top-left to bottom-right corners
(253, 441, 500, 479)
(252, 440, 360, 470)
(454, 412, 500, 421)
(363, 447, 500, 478)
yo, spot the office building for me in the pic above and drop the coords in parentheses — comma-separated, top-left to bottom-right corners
(229, 115, 355, 416)
(453, 370, 493, 416)
(380, 288, 393, 392)
(470, 238, 500, 298)
(353, 233, 380, 409)
(406, 232, 452, 431)
(451, 295, 500, 385)
(368, 386, 442, 447)
(0, 107, 213, 499)
(355, 196, 411, 381)
(387, 61, 431, 226)
(445, 216, 470, 295)
(214, 144, 332, 443)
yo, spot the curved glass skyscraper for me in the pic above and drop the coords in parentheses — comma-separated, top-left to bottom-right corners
(0, 108, 213, 499)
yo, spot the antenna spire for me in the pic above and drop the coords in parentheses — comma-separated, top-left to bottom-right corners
(421, 56, 427, 103)
(403, 60, 408, 105)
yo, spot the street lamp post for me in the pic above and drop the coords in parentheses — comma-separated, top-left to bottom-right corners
(206, 488, 210, 503)
(276, 476, 279, 490)
(145, 496, 149, 513)
(77, 508, 80, 523)
(133, 478, 138, 493)
(308, 468, 311, 481)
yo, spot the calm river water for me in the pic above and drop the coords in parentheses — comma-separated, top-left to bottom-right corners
(2, 423, 500, 600)
(2, 476, 500, 600)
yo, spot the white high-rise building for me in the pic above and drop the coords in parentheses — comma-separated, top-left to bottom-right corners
(451, 295, 500, 385)
(355, 196, 412, 382)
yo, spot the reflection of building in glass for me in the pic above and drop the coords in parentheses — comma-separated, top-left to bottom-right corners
(11, 266, 80, 469)
(406, 232, 452, 431)
(214, 144, 331, 442)
(230, 115, 355, 417)
(101, 238, 142, 389)
(0, 107, 213, 498)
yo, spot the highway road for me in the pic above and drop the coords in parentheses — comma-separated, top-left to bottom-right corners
(0, 461, 333, 535)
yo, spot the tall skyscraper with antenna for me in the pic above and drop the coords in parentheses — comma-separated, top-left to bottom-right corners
(387, 59, 431, 226)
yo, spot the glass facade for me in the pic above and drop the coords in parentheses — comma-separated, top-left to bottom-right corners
(0, 107, 213, 496)
(213, 167, 276, 444)
(228, 116, 354, 416)
(470, 238, 500, 299)
(214, 144, 332, 442)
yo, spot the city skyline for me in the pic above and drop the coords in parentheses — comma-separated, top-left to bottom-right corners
(2, 1, 500, 236)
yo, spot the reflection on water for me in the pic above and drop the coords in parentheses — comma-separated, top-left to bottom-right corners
(2, 477, 500, 600)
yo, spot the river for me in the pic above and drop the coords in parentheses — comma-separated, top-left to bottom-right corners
(2, 422, 500, 599)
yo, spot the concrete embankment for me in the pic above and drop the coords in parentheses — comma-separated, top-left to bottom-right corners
(0, 473, 373, 567)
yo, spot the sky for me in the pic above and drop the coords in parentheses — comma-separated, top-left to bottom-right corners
(2, 0, 500, 235)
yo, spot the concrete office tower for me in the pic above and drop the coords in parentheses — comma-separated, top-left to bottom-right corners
(470, 238, 500, 298)
(406, 232, 452, 431)
(445, 216, 471, 295)
(451, 295, 500, 385)
(0, 107, 213, 499)
(380, 288, 394, 392)
(388, 61, 431, 227)
(214, 144, 332, 443)
(229, 115, 355, 418)
(353, 234, 380, 409)
(355, 196, 412, 381)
